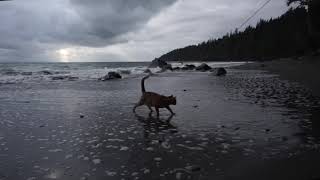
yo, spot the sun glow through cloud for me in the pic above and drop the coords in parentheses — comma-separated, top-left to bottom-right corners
(57, 49, 73, 62)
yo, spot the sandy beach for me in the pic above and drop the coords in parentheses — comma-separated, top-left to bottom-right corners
(1, 69, 320, 180)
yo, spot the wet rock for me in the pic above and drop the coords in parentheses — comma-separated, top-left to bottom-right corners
(181, 64, 196, 70)
(162, 64, 173, 71)
(149, 58, 172, 71)
(149, 58, 168, 68)
(172, 67, 181, 71)
(210, 67, 227, 76)
(144, 69, 152, 74)
(99, 72, 122, 81)
(195, 63, 212, 72)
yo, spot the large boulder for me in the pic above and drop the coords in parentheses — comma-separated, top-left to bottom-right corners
(172, 67, 181, 71)
(149, 58, 172, 71)
(195, 63, 212, 72)
(144, 69, 152, 74)
(161, 64, 173, 71)
(181, 64, 196, 71)
(149, 58, 168, 68)
(210, 67, 227, 76)
(99, 72, 122, 81)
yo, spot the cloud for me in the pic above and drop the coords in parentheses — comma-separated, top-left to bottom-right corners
(70, 0, 288, 62)
(0, 0, 176, 61)
(0, 0, 288, 62)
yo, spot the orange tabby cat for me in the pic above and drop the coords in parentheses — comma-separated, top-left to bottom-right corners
(133, 75, 177, 116)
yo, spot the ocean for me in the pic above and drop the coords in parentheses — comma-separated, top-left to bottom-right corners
(0, 61, 246, 84)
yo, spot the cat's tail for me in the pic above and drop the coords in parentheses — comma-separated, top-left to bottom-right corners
(141, 75, 150, 93)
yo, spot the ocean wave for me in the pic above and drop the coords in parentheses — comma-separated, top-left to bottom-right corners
(0, 65, 155, 83)
(0, 62, 244, 84)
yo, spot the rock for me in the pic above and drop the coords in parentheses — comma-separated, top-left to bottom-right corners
(149, 58, 172, 71)
(99, 72, 122, 81)
(181, 64, 196, 70)
(149, 58, 168, 68)
(210, 67, 227, 76)
(195, 63, 212, 72)
(172, 67, 181, 71)
(80, 114, 84, 118)
(162, 64, 173, 71)
(144, 69, 152, 74)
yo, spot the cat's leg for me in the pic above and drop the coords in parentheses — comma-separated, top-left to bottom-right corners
(155, 107, 160, 117)
(147, 105, 153, 113)
(133, 101, 143, 113)
(166, 106, 175, 115)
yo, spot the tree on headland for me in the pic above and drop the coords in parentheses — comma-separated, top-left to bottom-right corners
(287, 0, 309, 6)
(288, 0, 320, 52)
(156, 7, 314, 62)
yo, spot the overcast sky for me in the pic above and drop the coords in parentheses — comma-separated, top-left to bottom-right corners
(0, 0, 288, 62)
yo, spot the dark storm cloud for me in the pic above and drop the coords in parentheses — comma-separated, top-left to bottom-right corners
(0, 0, 176, 61)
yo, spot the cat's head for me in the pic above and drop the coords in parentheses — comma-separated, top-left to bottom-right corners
(168, 95, 177, 105)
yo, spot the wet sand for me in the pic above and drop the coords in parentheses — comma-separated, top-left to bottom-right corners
(0, 70, 320, 180)
(235, 56, 320, 96)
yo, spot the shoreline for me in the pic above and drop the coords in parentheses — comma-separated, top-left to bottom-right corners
(232, 56, 320, 97)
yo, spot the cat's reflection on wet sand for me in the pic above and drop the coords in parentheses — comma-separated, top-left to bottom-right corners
(134, 113, 178, 143)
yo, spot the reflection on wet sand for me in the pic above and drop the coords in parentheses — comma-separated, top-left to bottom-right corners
(135, 113, 178, 142)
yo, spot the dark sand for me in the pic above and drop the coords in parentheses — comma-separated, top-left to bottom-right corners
(0, 70, 320, 180)
(235, 56, 320, 96)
